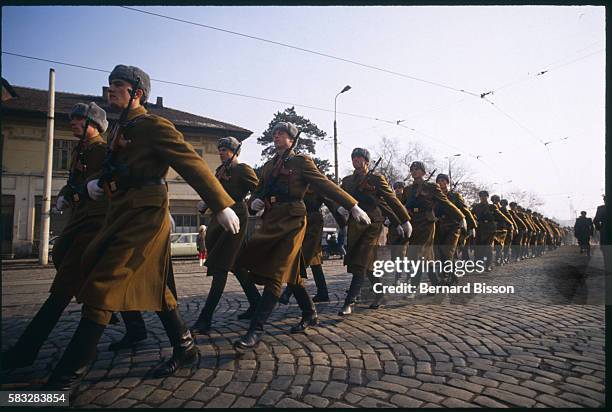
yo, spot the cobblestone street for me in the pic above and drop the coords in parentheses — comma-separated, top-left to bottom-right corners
(1, 245, 606, 408)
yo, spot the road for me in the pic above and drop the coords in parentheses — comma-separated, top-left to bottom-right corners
(0, 245, 606, 408)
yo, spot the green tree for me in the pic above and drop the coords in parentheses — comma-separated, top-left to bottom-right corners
(258, 107, 331, 174)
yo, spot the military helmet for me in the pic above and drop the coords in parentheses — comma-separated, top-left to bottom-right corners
(500, 199, 509, 206)
(509, 201, 517, 207)
(393, 181, 405, 190)
(491, 195, 501, 202)
(70, 102, 108, 133)
(435, 173, 450, 183)
(410, 161, 426, 173)
(478, 190, 489, 197)
(351, 148, 370, 162)
(217, 136, 241, 154)
(271, 122, 299, 139)
(108, 64, 151, 103)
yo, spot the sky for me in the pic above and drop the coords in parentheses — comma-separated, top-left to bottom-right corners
(2, 5, 605, 221)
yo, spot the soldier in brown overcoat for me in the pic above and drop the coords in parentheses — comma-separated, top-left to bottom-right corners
(471, 191, 510, 271)
(1, 102, 109, 371)
(234, 123, 367, 350)
(508, 202, 528, 262)
(490, 195, 514, 266)
(338, 148, 410, 314)
(44, 65, 240, 392)
(499, 199, 518, 264)
(434, 173, 472, 285)
(401, 162, 462, 293)
(191, 136, 262, 334)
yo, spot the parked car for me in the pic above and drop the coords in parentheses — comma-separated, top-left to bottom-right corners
(170, 233, 199, 258)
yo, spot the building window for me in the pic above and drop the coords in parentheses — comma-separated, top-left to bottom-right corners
(53, 140, 78, 171)
(172, 214, 198, 233)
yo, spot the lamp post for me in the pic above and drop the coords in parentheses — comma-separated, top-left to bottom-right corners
(444, 153, 461, 185)
(334, 85, 351, 183)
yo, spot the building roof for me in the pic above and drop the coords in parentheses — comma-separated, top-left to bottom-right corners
(2, 86, 252, 140)
(1, 78, 18, 101)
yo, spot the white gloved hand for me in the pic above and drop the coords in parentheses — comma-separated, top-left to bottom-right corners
(350, 205, 371, 225)
(384, 218, 391, 226)
(461, 218, 467, 231)
(337, 206, 350, 222)
(56, 195, 69, 211)
(216, 207, 240, 234)
(87, 179, 105, 201)
(401, 220, 413, 238)
(470, 228, 476, 238)
(197, 200, 207, 214)
(251, 198, 265, 212)
(395, 225, 405, 238)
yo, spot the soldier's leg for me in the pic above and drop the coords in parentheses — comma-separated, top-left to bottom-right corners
(45, 306, 110, 393)
(191, 270, 228, 334)
(278, 285, 293, 305)
(153, 286, 199, 377)
(234, 267, 262, 320)
(289, 276, 319, 333)
(1, 292, 72, 370)
(108, 311, 147, 351)
(311, 264, 330, 302)
(234, 277, 282, 351)
(339, 268, 365, 316)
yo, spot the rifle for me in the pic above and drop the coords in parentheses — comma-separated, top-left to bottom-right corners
(261, 131, 301, 213)
(65, 108, 91, 203)
(451, 177, 461, 192)
(357, 157, 382, 190)
(425, 168, 437, 182)
(98, 77, 141, 197)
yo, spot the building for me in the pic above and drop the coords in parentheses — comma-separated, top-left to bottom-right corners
(1, 85, 252, 258)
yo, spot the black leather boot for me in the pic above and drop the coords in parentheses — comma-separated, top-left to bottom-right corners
(108, 311, 147, 351)
(278, 287, 292, 305)
(237, 306, 256, 320)
(1, 293, 71, 371)
(234, 289, 278, 351)
(311, 265, 330, 302)
(45, 318, 106, 393)
(153, 308, 199, 378)
(290, 284, 319, 333)
(339, 274, 363, 316)
(191, 272, 228, 334)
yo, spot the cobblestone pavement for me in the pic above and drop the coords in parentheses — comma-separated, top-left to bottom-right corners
(1, 246, 606, 408)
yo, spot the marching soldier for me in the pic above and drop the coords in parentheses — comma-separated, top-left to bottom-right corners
(434, 173, 473, 284)
(1, 102, 109, 371)
(279, 186, 346, 305)
(338, 149, 410, 314)
(574, 211, 594, 256)
(499, 199, 518, 264)
(401, 162, 463, 292)
(508, 202, 528, 262)
(234, 123, 367, 350)
(44, 65, 240, 392)
(471, 191, 509, 271)
(191, 137, 261, 334)
(386, 182, 411, 285)
(490, 195, 514, 266)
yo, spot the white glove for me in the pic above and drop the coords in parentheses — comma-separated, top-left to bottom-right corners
(197, 200, 207, 214)
(337, 206, 350, 221)
(384, 218, 391, 226)
(87, 179, 105, 201)
(350, 205, 371, 225)
(461, 218, 467, 231)
(401, 221, 413, 238)
(56, 195, 69, 211)
(216, 207, 240, 234)
(251, 198, 265, 212)
(470, 228, 476, 238)
(395, 225, 405, 238)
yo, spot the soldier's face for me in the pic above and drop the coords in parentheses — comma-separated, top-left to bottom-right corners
(69, 116, 95, 138)
(108, 79, 142, 109)
(437, 179, 448, 191)
(410, 168, 425, 179)
(273, 130, 292, 151)
(218, 147, 233, 162)
(394, 187, 404, 196)
(479, 195, 488, 203)
(352, 156, 368, 171)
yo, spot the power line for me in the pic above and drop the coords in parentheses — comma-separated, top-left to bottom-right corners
(119, 6, 481, 99)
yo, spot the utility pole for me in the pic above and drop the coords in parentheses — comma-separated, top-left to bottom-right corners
(333, 85, 351, 183)
(39, 68, 55, 265)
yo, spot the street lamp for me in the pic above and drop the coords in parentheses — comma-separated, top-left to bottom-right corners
(334, 85, 351, 183)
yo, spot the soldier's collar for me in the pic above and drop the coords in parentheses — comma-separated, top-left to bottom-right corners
(82, 133, 104, 148)
(127, 105, 147, 122)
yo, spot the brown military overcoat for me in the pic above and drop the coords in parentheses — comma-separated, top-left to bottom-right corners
(78, 106, 234, 312)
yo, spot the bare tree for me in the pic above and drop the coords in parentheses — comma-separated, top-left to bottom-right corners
(505, 190, 545, 209)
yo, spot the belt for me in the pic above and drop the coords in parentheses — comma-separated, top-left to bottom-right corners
(114, 177, 167, 191)
(267, 194, 299, 204)
(410, 208, 424, 213)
